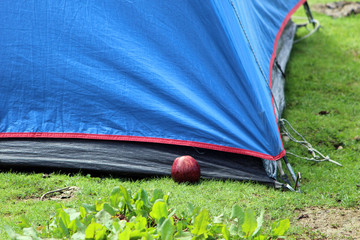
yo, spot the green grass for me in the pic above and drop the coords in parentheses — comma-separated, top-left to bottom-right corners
(1, 1, 360, 239)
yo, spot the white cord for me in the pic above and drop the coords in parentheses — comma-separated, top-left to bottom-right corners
(280, 118, 342, 166)
(293, 18, 321, 44)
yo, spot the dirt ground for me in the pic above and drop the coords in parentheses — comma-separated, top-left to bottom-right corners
(312, 1, 360, 18)
(295, 207, 360, 239)
(40, 186, 80, 201)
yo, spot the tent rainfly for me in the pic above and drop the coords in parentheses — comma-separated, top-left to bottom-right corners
(0, 0, 310, 188)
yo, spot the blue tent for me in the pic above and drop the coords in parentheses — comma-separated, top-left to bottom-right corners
(0, 0, 306, 185)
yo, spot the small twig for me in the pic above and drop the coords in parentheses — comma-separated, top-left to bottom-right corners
(40, 187, 71, 201)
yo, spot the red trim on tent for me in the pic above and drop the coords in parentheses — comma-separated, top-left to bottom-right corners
(268, 0, 306, 159)
(270, 0, 307, 90)
(0, 132, 284, 161)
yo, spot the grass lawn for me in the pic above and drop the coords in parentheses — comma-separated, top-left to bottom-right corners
(1, 1, 359, 239)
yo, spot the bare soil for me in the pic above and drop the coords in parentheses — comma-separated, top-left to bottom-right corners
(40, 186, 80, 201)
(312, 2, 360, 18)
(295, 207, 360, 239)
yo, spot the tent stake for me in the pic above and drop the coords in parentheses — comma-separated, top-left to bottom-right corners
(294, 172, 301, 192)
(303, 1, 315, 27)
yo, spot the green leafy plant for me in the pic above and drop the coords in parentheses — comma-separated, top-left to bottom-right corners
(5, 186, 290, 239)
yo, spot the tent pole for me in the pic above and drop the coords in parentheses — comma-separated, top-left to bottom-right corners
(276, 160, 291, 185)
(283, 155, 297, 183)
(303, 1, 315, 27)
(294, 172, 301, 191)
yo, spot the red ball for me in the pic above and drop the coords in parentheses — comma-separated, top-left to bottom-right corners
(171, 155, 201, 183)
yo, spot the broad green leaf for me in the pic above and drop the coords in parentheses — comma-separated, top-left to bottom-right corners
(163, 194, 169, 205)
(9, 236, 32, 240)
(83, 214, 96, 227)
(271, 219, 290, 237)
(140, 188, 151, 209)
(118, 227, 131, 240)
(129, 230, 144, 238)
(174, 230, 192, 240)
(229, 224, 238, 236)
(191, 209, 210, 237)
(150, 189, 164, 203)
(58, 209, 71, 228)
(4, 225, 17, 239)
(188, 203, 200, 222)
(85, 222, 107, 239)
(111, 219, 121, 233)
(22, 227, 40, 240)
(150, 201, 168, 221)
(135, 199, 145, 212)
(11, 236, 32, 240)
(158, 217, 166, 228)
(160, 218, 175, 240)
(75, 218, 86, 233)
(141, 232, 155, 240)
(83, 203, 97, 213)
(96, 199, 105, 212)
(253, 235, 266, 240)
(209, 224, 223, 235)
(222, 225, 230, 240)
(103, 203, 117, 216)
(242, 209, 257, 238)
(95, 209, 113, 230)
(110, 187, 121, 208)
(126, 221, 136, 228)
(65, 208, 81, 221)
(68, 219, 78, 233)
(252, 209, 264, 237)
(55, 203, 65, 210)
(80, 206, 87, 218)
(108, 231, 119, 240)
(230, 205, 245, 224)
(134, 188, 151, 211)
(95, 229, 107, 240)
(119, 185, 132, 209)
(134, 216, 148, 231)
(71, 231, 86, 240)
(59, 218, 70, 237)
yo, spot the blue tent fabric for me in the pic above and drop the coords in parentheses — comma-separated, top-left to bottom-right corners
(0, 0, 305, 161)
